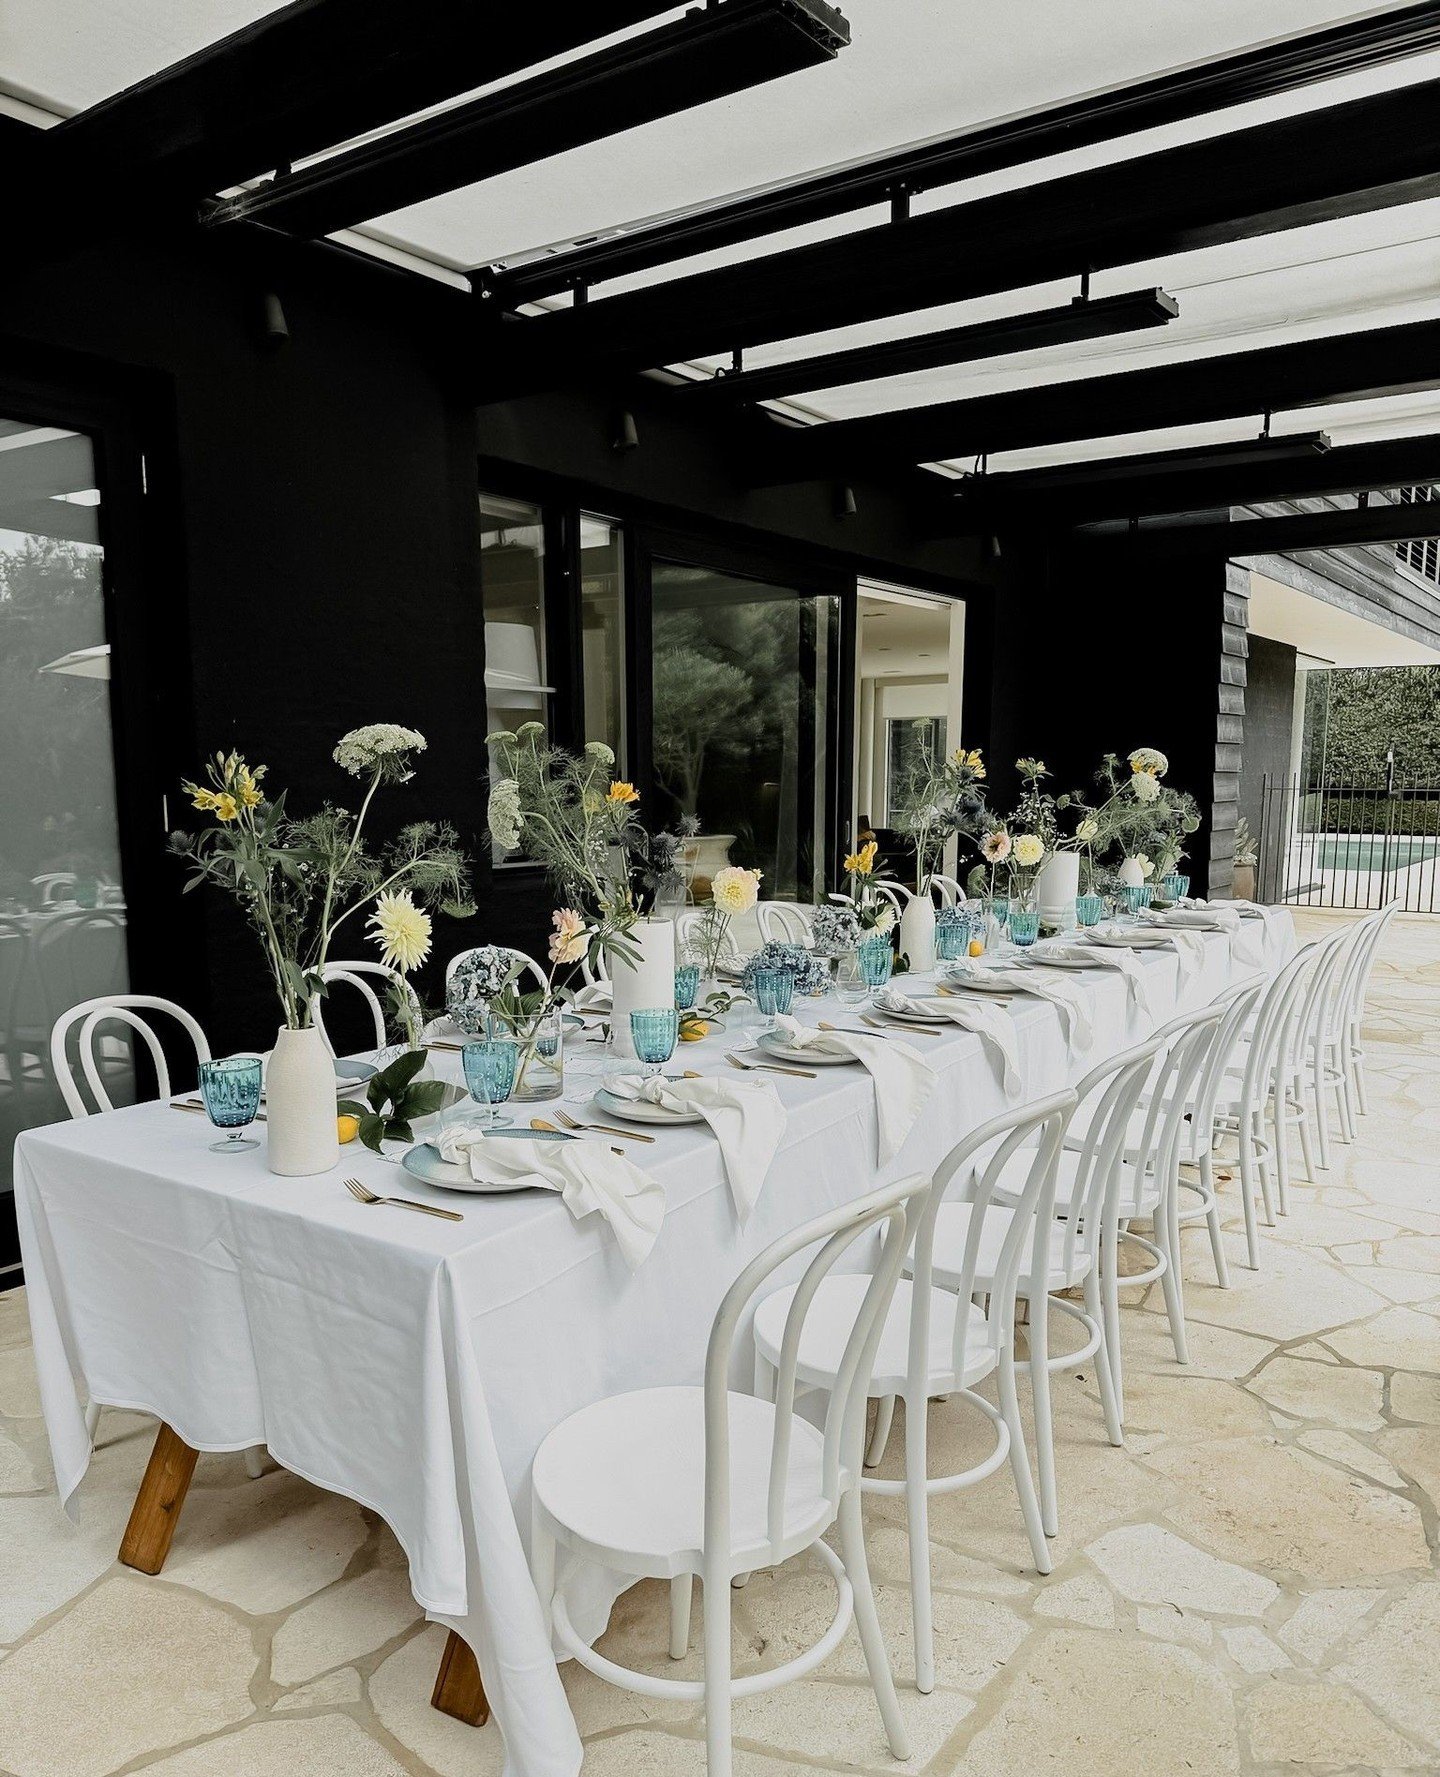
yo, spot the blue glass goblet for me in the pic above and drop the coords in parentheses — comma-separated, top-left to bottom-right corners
(1118, 884, 1153, 919)
(1075, 892, 1106, 928)
(1161, 873, 1190, 902)
(751, 968, 795, 1031)
(630, 1007, 680, 1078)
(462, 1031, 519, 1128)
(858, 936, 894, 996)
(674, 964, 701, 1011)
(199, 1057, 262, 1152)
(1008, 908, 1041, 947)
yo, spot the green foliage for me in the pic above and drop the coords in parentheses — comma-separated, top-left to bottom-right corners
(651, 646, 764, 816)
(1316, 666, 1440, 783)
(338, 1048, 445, 1154)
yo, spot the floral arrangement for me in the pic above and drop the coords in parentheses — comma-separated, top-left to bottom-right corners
(173, 728, 472, 1031)
(893, 745, 989, 888)
(809, 901, 864, 955)
(842, 838, 898, 932)
(741, 940, 830, 999)
(689, 864, 762, 979)
(1083, 747, 1199, 879)
(447, 945, 522, 1035)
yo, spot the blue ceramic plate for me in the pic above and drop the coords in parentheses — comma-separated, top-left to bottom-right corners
(400, 1130, 572, 1193)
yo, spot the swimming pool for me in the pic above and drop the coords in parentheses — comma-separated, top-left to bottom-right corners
(1315, 835, 1440, 872)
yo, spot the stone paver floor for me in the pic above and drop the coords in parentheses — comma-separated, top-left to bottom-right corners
(0, 909, 1436, 1775)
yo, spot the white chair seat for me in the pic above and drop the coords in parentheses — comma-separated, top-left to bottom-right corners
(926, 1200, 1090, 1293)
(532, 1386, 832, 1578)
(753, 1274, 994, 1399)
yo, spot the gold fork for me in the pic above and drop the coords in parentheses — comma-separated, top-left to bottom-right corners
(343, 1176, 464, 1222)
(725, 1052, 817, 1080)
(531, 1117, 627, 1155)
(549, 1108, 657, 1145)
(855, 1015, 944, 1039)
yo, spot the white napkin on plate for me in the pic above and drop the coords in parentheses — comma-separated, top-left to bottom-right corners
(768, 1014, 935, 1164)
(569, 983, 612, 1013)
(943, 960, 1095, 1052)
(601, 1073, 786, 1219)
(434, 1128, 664, 1270)
(873, 986, 1021, 1098)
(1151, 904, 1242, 933)
(1026, 943, 1153, 1015)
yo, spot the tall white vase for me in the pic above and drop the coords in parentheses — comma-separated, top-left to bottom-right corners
(608, 917, 676, 1060)
(266, 1025, 339, 1178)
(1117, 856, 1146, 889)
(898, 889, 936, 973)
(1037, 850, 1081, 926)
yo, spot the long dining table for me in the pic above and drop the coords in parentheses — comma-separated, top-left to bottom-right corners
(13, 908, 1294, 1777)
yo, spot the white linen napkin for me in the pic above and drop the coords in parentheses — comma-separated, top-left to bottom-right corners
(1152, 905, 1242, 933)
(943, 961, 1095, 1052)
(434, 1128, 664, 1270)
(601, 1072, 786, 1219)
(872, 986, 1021, 1098)
(569, 983, 613, 1013)
(1027, 943, 1153, 1015)
(767, 1014, 935, 1164)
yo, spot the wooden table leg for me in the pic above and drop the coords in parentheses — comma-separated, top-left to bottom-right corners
(431, 1629, 490, 1727)
(119, 1423, 199, 1575)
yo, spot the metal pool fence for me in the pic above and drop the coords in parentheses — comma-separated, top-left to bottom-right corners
(1256, 774, 1440, 912)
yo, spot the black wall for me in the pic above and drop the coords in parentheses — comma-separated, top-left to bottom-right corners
(1238, 631, 1299, 841)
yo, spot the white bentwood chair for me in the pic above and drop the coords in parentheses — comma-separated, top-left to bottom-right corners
(313, 959, 412, 1052)
(754, 901, 814, 946)
(1338, 902, 1397, 1119)
(531, 1177, 927, 1776)
(752, 1089, 1075, 1693)
(48, 995, 262, 1477)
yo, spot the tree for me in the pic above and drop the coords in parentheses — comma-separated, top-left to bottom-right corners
(650, 646, 760, 814)
(1318, 666, 1440, 782)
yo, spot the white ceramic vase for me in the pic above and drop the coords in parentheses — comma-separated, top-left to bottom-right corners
(1117, 856, 1146, 889)
(266, 1025, 339, 1177)
(1037, 850, 1081, 926)
(898, 888, 936, 973)
(607, 917, 677, 1060)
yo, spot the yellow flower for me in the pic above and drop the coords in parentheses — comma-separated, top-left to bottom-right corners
(711, 866, 761, 916)
(213, 793, 240, 822)
(966, 749, 986, 779)
(844, 839, 878, 877)
(367, 889, 432, 973)
(236, 766, 264, 808)
(606, 781, 640, 806)
(189, 785, 218, 812)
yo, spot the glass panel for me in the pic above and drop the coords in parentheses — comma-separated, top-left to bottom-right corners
(480, 492, 547, 863)
(886, 715, 947, 822)
(0, 420, 129, 1212)
(579, 512, 625, 769)
(651, 560, 838, 902)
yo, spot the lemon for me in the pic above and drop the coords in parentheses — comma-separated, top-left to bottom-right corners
(680, 1021, 710, 1042)
(968, 939, 985, 958)
(337, 1114, 361, 1144)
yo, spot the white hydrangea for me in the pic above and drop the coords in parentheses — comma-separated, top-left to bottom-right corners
(333, 723, 427, 780)
(1132, 771, 1161, 805)
(487, 777, 523, 852)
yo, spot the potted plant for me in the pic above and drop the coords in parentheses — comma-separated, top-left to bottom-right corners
(1232, 816, 1259, 902)
(173, 726, 472, 1176)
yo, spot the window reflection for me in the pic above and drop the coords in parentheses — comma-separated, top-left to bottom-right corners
(480, 493, 549, 863)
(579, 513, 625, 771)
(0, 421, 129, 1209)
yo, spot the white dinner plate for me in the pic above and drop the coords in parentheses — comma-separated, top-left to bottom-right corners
(938, 969, 1024, 994)
(1084, 928, 1174, 950)
(755, 1031, 858, 1065)
(399, 1132, 571, 1193)
(871, 997, 954, 1024)
(594, 1081, 706, 1124)
(1015, 949, 1107, 971)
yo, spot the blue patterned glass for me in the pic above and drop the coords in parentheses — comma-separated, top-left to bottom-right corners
(1008, 908, 1041, 947)
(858, 936, 894, 991)
(1161, 873, 1190, 902)
(199, 1057, 262, 1152)
(751, 969, 795, 1029)
(1075, 892, 1106, 928)
(630, 1007, 680, 1076)
(1118, 884, 1153, 917)
(674, 964, 701, 1011)
(463, 1032, 518, 1127)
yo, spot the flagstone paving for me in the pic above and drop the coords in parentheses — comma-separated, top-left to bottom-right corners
(0, 908, 1436, 1774)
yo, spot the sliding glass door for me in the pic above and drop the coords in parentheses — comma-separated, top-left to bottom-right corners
(649, 558, 841, 901)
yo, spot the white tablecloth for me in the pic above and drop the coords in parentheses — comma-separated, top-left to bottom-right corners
(13, 910, 1293, 1777)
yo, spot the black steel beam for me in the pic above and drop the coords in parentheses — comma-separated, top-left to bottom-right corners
(671, 288, 1179, 410)
(208, 0, 849, 238)
(963, 432, 1440, 526)
(1070, 494, 1440, 560)
(42, 0, 685, 199)
(758, 317, 1440, 482)
(474, 77, 1440, 400)
(486, 3, 1440, 301)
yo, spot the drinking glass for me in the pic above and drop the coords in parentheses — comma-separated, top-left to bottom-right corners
(630, 1007, 680, 1077)
(462, 1028, 519, 1128)
(935, 911, 972, 962)
(199, 1057, 262, 1152)
(674, 964, 701, 1011)
(858, 935, 894, 996)
(1075, 892, 1106, 928)
(751, 969, 794, 1030)
(1118, 884, 1153, 919)
(1008, 908, 1041, 947)
(1161, 873, 1190, 902)
(833, 949, 868, 1007)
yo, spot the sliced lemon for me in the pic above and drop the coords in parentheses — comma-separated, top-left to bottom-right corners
(967, 939, 985, 958)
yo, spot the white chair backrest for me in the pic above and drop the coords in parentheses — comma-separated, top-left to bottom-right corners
(445, 946, 548, 995)
(927, 874, 965, 907)
(313, 960, 412, 1053)
(707, 1174, 924, 1564)
(674, 908, 742, 967)
(1188, 975, 1267, 1155)
(755, 902, 813, 946)
(1346, 901, 1397, 1031)
(32, 872, 77, 906)
(1293, 925, 1354, 1062)
(50, 993, 211, 1118)
(1117, 1000, 1227, 1217)
(911, 1088, 1077, 1384)
(1058, 1034, 1168, 1272)
(1334, 905, 1392, 1036)
(1242, 942, 1319, 1108)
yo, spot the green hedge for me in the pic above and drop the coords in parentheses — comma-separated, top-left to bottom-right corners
(1307, 793, 1440, 838)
